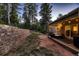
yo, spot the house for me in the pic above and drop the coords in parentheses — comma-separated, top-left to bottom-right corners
(48, 7, 79, 43)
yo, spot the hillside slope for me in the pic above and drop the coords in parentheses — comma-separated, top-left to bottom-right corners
(0, 25, 54, 56)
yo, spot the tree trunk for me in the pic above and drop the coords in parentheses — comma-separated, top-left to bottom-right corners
(8, 4, 12, 25)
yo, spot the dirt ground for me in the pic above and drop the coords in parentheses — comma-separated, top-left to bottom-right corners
(38, 35, 75, 56)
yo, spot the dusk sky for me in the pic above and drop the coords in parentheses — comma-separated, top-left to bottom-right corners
(52, 3, 79, 21)
(19, 3, 79, 21)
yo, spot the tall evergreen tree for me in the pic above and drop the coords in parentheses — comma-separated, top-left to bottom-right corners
(0, 4, 8, 24)
(23, 4, 30, 29)
(10, 3, 19, 26)
(23, 3, 37, 29)
(0, 3, 20, 27)
(39, 3, 52, 33)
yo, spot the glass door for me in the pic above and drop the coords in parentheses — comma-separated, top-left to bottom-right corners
(65, 25, 71, 37)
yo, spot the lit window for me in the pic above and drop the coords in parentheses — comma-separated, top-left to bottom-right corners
(56, 23, 62, 31)
(73, 25, 78, 32)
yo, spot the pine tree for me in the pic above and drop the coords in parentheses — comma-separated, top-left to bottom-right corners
(23, 4, 30, 29)
(0, 3, 19, 26)
(0, 4, 8, 24)
(39, 3, 52, 33)
(10, 3, 19, 26)
(23, 3, 37, 29)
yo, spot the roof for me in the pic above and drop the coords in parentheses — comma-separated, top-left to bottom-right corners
(50, 7, 79, 25)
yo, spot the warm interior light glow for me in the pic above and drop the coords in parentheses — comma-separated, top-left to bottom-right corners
(65, 25, 71, 30)
(73, 25, 78, 32)
(68, 21, 71, 23)
(76, 19, 78, 22)
(58, 23, 62, 28)
(56, 23, 62, 31)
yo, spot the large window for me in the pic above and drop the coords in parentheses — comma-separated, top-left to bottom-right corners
(56, 23, 62, 31)
(72, 24, 78, 35)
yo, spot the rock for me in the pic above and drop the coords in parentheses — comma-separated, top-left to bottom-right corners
(1, 33, 5, 37)
(7, 33, 11, 36)
(36, 46, 40, 49)
(0, 24, 31, 55)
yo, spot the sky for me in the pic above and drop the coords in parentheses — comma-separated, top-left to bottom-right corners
(52, 3, 79, 21)
(19, 3, 79, 22)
